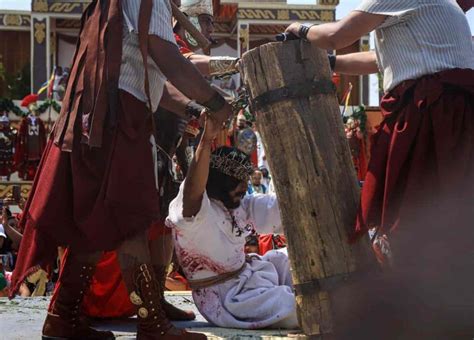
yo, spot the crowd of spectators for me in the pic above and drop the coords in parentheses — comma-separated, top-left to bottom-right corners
(0, 192, 60, 298)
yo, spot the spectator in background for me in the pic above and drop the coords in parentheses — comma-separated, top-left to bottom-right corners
(259, 167, 275, 194)
(0, 271, 8, 297)
(1, 207, 22, 255)
(0, 222, 12, 258)
(1, 203, 54, 297)
(245, 232, 287, 256)
(255, 130, 268, 170)
(228, 110, 251, 146)
(247, 169, 267, 195)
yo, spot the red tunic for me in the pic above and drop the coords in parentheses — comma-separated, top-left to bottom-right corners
(14, 116, 46, 180)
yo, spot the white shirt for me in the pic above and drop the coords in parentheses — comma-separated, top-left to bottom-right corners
(119, 0, 177, 111)
(356, 0, 474, 92)
(166, 181, 282, 281)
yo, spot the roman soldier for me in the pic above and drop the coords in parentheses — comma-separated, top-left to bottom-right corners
(11, 0, 233, 338)
(81, 0, 241, 324)
(14, 94, 46, 181)
(0, 101, 16, 180)
(174, 0, 239, 73)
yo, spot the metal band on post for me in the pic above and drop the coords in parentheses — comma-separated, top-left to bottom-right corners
(250, 79, 336, 112)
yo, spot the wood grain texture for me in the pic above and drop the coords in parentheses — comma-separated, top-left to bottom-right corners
(241, 40, 373, 336)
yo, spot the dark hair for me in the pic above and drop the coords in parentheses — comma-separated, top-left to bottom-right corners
(259, 167, 269, 178)
(206, 169, 242, 202)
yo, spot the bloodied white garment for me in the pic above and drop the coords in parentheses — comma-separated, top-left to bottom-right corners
(166, 181, 298, 329)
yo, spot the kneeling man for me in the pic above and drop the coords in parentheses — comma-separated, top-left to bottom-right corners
(166, 114, 297, 329)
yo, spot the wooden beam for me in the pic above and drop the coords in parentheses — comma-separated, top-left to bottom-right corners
(241, 40, 374, 336)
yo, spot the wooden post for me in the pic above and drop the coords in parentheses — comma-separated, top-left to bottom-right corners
(241, 40, 373, 336)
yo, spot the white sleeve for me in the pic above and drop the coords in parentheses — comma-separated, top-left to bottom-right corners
(149, 0, 176, 44)
(241, 194, 283, 234)
(166, 181, 212, 230)
(355, 0, 417, 28)
(122, 0, 176, 44)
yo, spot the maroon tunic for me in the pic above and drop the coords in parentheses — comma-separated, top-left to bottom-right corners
(10, 91, 160, 294)
(334, 69, 474, 339)
(353, 68, 474, 240)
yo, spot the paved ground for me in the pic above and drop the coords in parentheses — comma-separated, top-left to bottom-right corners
(0, 293, 308, 340)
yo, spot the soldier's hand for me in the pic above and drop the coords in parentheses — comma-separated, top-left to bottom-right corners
(285, 22, 302, 38)
(212, 101, 233, 126)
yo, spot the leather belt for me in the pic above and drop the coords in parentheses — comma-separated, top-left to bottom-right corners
(187, 257, 257, 290)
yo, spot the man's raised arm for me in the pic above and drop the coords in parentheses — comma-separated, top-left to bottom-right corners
(182, 115, 222, 218)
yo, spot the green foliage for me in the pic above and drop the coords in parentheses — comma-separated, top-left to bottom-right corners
(4, 64, 31, 100)
(0, 97, 24, 117)
(37, 98, 61, 115)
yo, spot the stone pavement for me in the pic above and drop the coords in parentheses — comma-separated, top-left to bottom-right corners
(0, 292, 307, 340)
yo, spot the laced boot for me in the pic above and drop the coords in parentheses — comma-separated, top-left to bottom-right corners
(42, 253, 115, 340)
(129, 263, 206, 340)
(153, 264, 196, 321)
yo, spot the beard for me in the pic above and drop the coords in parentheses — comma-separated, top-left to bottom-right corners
(219, 191, 241, 210)
(207, 168, 249, 210)
(210, 189, 246, 210)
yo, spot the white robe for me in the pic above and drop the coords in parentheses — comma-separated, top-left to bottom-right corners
(166, 182, 298, 329)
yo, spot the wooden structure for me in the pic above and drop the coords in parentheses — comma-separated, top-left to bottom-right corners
(0, 0, 91, 96)
(213, 0, 338, 56)
(0, 0, 371, 104)
(0, 181, 32, 200)
(241, 40, 372, 336)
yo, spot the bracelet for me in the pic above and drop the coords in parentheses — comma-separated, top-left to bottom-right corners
(328, 54, 337, 71)
(185, 100, 205, 119)
(298, 23, 314, 41)
(202, 92, 226, 113)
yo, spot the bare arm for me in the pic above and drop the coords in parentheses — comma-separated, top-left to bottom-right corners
(148, 36, 230, 123)
(182, 115, 221, 218)
(335, 51, 379, 75)
(187, 54, 211, 76)
(286, 11, 387, 50)
(4, 220, 22, 250)
(159, 82, 191, 118)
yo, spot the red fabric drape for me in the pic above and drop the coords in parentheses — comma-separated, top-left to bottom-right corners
(353, 68, 474, 240)
(10, 91, 160, 298)
(258, 234, 287, 256)
(82, 251, 135, 318)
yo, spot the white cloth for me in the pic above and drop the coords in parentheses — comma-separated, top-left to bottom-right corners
(356, 0, 474, 92)
(166, 182, 297, 329)
(255, 131, 268, 170)
(119, 0, 177, 111)
(0, 224, 6, 238)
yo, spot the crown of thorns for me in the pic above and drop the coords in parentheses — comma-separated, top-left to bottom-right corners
(210, 147, 253, 182)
